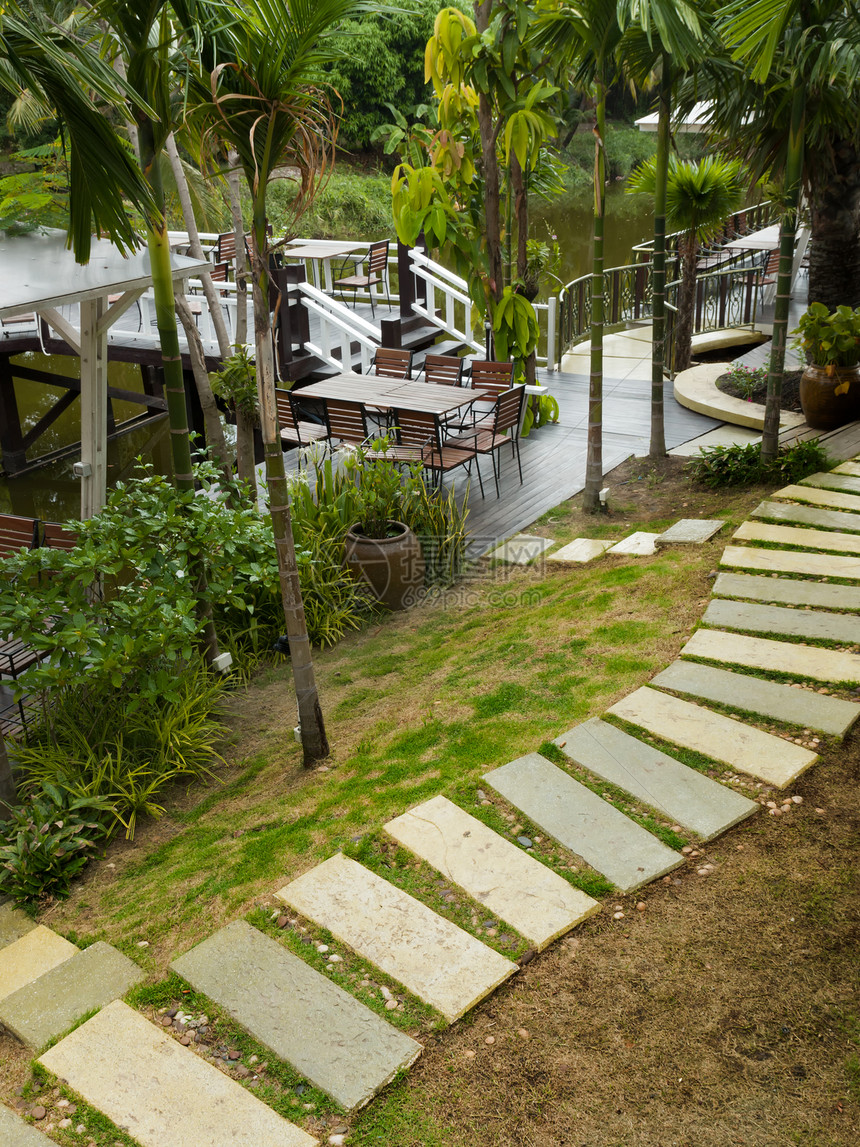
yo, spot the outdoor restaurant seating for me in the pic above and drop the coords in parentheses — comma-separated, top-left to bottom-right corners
(371, 347, 413, 379)
(0, 513, 38, 558)
(333, 239, 391, 316)
(452, 359, 515, 430)
(450, 386, 525, 498)
(371, 408, 484, 497)
(421, 353, 464, 387)
(275, 387, 330, 450)
(323, 398, 371, 447)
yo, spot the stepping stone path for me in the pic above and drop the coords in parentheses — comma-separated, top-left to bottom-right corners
(385, 795, 599, 950)
(656, 519, 725, 546)
(276, 853, 517, 1023)
(735, 519, 860, 556)
(607, 687, 817, 788)
(171, 920, 420, 1111)
(721, 544, 860, 581)
(489, 534, 555, 564)
(484, 752, 683, 892)
(547, 538, 611, 564)
(21, 458, 860, 1141)
(750, 498, 860, 535)
(771, 484, 860, 514)
(713, 571, 860, 611)
(554, 718, 757, 840)
(39, 1001, 317, 1147)
(702, 597, 860, 644)
(652, 660, 860, 739)
(683, 627, 860, 686)
(607, 531, 660, 556)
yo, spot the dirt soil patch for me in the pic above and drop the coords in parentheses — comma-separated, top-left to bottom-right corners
(717, 368, 804, 413)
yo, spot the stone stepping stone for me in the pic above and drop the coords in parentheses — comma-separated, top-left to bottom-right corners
(652, 660, 860, 738)
(801, 471, 860, 495)
(385, 795, 599, 950)
(171, 920, 420, 1111)
(607, 532, 661, 556)
(276, 854, 516, 1024)
(771, 484, 860, 514)
(655, 519, 725, 547)
(607, 687, 816, 789)
(751, 498, 860, 534)
(489, 534, 555, 564)
(684, 626, 860, 686)
(38, 1000, 317, 1147)
(0, 941, 143, 1050)
(484, 752, 682, 893)
(554, 718, 757, 841)
(702, 597, 860, 644)
(720, 544, 860, 582)
(0, 926, 76, 1002)
(834, 461, 860, 477)
(0, 1102, 52, 1144)
(0, 904, 36, 950)
(713, 571, 860, 612)
(735, 520, 860, 556)
(547, 538, 611, 564)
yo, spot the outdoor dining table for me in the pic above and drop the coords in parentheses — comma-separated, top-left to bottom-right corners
(296, 371, 479, 415)
(282, 242, 363, 292)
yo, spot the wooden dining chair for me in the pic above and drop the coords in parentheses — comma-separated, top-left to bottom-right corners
(371, 347, 413, 380)
(324, 398, 371, 447)
(334, 240, 391, 316)
(421, 354, 464, 387)
(0, 514, 38, 559)
(275, 388, 330, 450)
(372, 408, 483, 496)
(457, 386, 525, 497)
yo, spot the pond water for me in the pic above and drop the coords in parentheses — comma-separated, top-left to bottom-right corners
(0, 185, 656, 522)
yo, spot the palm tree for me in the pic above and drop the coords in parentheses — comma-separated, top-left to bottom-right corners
(628, 155, 745, 373)
(616, 0, 709, 457)
(535, 0, 624, 513)
(705, 0, 860, 459)
(182, 0, 375, 766)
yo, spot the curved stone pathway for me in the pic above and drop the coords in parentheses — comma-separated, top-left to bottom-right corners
(5, 461, 860, 1145)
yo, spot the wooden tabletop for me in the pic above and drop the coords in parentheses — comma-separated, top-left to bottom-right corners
(298, 373, 477, 415)
(283, 242, 362, 261)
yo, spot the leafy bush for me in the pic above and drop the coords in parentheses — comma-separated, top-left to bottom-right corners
(685, 439, 830, 488)
(0, 783, 112, 905)
(267, 170, 394, 241)
(722, 364, 768, 400)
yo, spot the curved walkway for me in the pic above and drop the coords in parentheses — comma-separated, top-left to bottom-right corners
(5, 462, 860, 1143)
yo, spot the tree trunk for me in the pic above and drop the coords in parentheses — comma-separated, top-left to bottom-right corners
(808, 138, 860, 311)
(175, 293, 233, 481)
(474, 2, 504, 308)
(250, 201, 329, 766)
(674, 234, 698, 374)
(762, 84, 805, 461)
(165, 132, 233, 359)
(649, 60, 670, 458)
(511, 153, 536, 385)
(583, 87, 606, 514)
(0, 732, 15, 817)
(235, 407, 258, 491)
(227, 148, 249, 347)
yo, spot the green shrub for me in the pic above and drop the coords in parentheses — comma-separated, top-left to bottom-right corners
(0, 783, 112, 905)
(685, 439, 830, 488)
(267, 170, 394, 241)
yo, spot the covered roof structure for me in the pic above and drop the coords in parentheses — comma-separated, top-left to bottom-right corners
(0, 228, 209, 518)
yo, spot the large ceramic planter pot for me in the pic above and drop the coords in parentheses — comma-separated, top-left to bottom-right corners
(799, 364, 860, 431)
(344, 520, 425, 611)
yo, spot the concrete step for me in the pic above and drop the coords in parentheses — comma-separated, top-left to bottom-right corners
(553, 718, 758, 841)
(702, 597, 860, 644)
(0, 1103, 52, 1144)
(38, 1000, 317, 1147)
(0, 926, 76, 1003)
(713, 571, 860, 612)
(0, 941, 143, 1049)
(735, 520, 860, 556)
(833, 461, 860, 477)
(751, 498, 860, 535)
(771, 484, 860, 514)
(0, 904, 36, 950)
(385, 795, 599, 950)
(684, 626, 860, 686)
(484, 752, 683, 893)
(607, 687, 817, 789)
(801, 471, 860, 495)
(276, 853, 516, 1024)
(720, 544, 860, 581)
(655, 519, 725, 547)
(172, 920, 421, 1111)
(652, 660, 860, 738)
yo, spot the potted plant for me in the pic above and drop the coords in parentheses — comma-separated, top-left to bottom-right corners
(793, 302, 860, 430)
(342, 444, 425, 611)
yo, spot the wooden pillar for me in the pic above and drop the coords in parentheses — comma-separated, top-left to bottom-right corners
(0, 354, 26, 474)
(79, 296, 108, 519)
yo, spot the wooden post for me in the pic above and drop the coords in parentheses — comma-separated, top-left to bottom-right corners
(0, 354, 27, 474)
(78, 297, 108, 519)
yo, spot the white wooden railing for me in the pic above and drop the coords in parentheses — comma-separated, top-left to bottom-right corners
(294, 280, 379, 373)
(408, 249, 483, 353)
